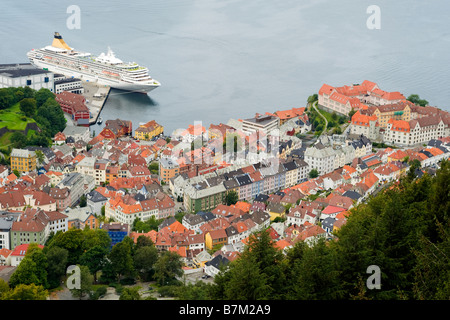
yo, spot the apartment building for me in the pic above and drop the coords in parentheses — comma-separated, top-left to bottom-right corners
(10, 148, 36, 173)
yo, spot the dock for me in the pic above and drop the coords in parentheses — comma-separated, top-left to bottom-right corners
(81, 81, 111, 125)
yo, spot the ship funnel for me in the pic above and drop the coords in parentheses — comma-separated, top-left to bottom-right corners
(51, 32, 72, 51)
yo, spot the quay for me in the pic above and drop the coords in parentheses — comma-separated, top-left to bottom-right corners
(82, 81, 110, 126)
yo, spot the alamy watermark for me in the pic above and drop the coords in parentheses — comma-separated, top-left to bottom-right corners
(366, 265, 381, 290)
(167, 120, 280, 170)
(366, 5, 381, 30)
(66, 5, 81, 30)
(66, 265, 81, 289)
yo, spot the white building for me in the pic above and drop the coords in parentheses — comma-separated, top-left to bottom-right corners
(62, 125, 91, 143)
(0, 63, 54, 91)
(54, 77, 84, 94)
(384, 116, 448, 147)
(304, 145, 336, 175)
(241, 114, 280, 136)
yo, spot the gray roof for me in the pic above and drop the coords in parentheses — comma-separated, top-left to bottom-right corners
(322, 217, 336, 229)
(183, 213, 204, 226)
(342, 190, 362, 200)
(198, 211, 216, 222)
(225, 225, 238, 237)
(0, 216, 14, 230)
(0, 68, 52, 78)
(63, 125, 89, 137)
(205, 254, 229, 269)
(64, 207, 94, 223)
(58, 172, 83, 188)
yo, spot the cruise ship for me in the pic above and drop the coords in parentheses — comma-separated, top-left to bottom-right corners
(27, 32, 160, 94)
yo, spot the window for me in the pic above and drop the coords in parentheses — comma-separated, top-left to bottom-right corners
(44, 77, 49, 83)
(26, 80, 32, 85)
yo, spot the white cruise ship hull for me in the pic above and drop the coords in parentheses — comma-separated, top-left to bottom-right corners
(30, 59, 159, 94)
(28, 32, 160, 94)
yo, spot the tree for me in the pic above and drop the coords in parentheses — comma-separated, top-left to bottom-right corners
(81, 228, 111, 252)
(13, 169, 20, 178)
(119, 286, 142, 300)
(80, 246, 108, 283)
(154, 251, 183, 286)
(148, 162, 159, 174)
(348, 108, 357, 119)
(225, 190, 239, 206)
(23, 86, 34, 99)
(223, 253, 271, 300)
(133, 245, 158, 281)
(309, 168, 319, 179)
(1, 284, 48, 300)
(109, 237, 135, 282)
(9, 244, 48, 289)
(46, 229, 84, 265)
(19, 98, 37, 117)
(213, 230, 286, 299)
(79, 194, 87, 208)
(45, 246, 69, 289)
(35, 88, 55, 108)
(175, 282, 214, 300)
(136, 235, 154, 249)
(35, 150, 45, 166)
(0, 279, 10, 299)
(407, 94, 428, 107)
(0, 88, 15, 110)
(307, 94, 318, 105)
(10, 132, 28, 149)
(288, 238, 343, 299)
(70, 265, 94, 300)
(36, 98, 66, 137)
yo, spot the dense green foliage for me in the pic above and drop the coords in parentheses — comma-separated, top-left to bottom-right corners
(4, 227, 184, 300)
(132, 216, 164, 233)
(407, 94, 429, 107)
(0, 86, 66, 150)
(225, 190, 239, 206)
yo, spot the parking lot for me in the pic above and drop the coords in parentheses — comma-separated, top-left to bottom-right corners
(180, 269, 215, 285)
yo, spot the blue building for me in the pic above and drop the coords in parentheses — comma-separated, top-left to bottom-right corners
(102, 222, 130, 248)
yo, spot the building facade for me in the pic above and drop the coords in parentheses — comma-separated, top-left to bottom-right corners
(10, 148, 36, 173)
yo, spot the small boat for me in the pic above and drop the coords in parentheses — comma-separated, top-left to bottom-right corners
(97, 117, 103, 124)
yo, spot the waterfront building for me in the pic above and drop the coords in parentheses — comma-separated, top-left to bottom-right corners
(134, 120, 164, 141)
(0, 63, 54, 91)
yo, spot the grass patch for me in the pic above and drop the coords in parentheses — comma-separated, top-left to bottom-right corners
(0, 131, 13, 147)
(0, 103, 36, 131)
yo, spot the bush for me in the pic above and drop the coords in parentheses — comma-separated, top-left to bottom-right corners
(89, 285, 108, 300)
(109, 283, 123, 295)
(157, 285, 179, 297)
(119, 277, 136, 286)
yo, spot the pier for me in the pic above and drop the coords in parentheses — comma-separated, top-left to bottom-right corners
(82, 81, 111, 126)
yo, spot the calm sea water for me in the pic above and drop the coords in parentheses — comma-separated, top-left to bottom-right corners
(1, 0, 449, 135)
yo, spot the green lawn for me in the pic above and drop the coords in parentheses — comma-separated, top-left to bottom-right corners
(0, 131, 13, 148)
(0, 102, 36, 131)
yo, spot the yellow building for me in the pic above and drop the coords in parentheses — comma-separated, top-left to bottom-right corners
(134, 120, 164, 141)
(10, 148, 36, 173)
(205, 229, 228, 250)
(266, 203, 286, 221)
(371, 103, 412, 128)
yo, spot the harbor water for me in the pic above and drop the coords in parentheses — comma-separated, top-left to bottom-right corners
(1, 0, 449, 135)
